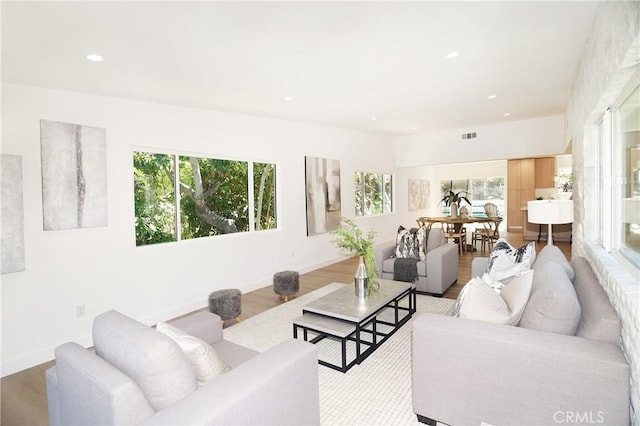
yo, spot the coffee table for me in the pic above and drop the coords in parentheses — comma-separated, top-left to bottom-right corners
(292, 279, 415, 372)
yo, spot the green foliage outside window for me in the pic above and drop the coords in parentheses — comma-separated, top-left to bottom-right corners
(355, 171, 393, 216)
(133, 151, 276, 246)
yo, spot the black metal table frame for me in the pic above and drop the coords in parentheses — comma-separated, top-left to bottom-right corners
(293, 286, 416, 373)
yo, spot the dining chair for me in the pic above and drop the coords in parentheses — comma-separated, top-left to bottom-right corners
(484, 202, 499, 218)
(443, 223, 467, 254)
(471, 218, 502, 252)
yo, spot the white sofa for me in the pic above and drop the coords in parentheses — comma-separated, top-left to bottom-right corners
(374, 228, 459, 295)
(411, 246, 630, 425)
(46, 310, 320, 425)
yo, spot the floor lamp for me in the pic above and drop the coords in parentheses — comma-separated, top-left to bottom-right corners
(527, 200, 574, 246)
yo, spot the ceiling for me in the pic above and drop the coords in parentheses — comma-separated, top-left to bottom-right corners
(1, 1, 600, 136)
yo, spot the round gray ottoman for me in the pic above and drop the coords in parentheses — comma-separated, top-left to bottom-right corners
(273, 270, 300, 302)
(208, 289, 242, 322)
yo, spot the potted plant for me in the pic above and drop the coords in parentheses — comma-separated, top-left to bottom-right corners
(331, 217, 378, 297)
(440, 189, 471, 218)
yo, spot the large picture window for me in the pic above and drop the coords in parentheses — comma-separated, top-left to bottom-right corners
(134, 151, 277, 246)
(355, 171, 393, 216)
(440, 178, 505, 215)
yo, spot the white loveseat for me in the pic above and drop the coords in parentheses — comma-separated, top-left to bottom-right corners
(411, 246, 630, 425)
(46, 310, 320, 425)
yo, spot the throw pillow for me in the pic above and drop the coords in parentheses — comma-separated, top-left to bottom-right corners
(156, 321, 231, 387)
(395, 226, 427, 259)
(486, 239, 536, 282)
(452, 270, 534, 326)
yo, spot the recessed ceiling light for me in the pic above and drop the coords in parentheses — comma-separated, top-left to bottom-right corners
(445, 51, 460, 59)
(283, 96, 294, 102)
(410, 127, 417, 131)
(488, 94, 497, 99)
(504, 112, 511, 117)
(371, 117, 378, 121)
(86, 54, 104, 62)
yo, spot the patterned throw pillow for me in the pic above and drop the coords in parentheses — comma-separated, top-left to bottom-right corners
(486, 239, 536, 282)
(395, 226, 428, 259)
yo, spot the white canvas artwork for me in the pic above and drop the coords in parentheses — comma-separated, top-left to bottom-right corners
(1, 154, 26, 274)
(305, 156, 341, 236)
(408, 179, 430, 211)
(40, 120, 107, 230)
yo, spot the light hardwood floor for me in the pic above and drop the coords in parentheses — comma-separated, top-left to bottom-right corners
(0, 232, 570, 426)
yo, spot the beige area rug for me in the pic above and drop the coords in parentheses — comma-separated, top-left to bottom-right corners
(224, 283, 455, 426)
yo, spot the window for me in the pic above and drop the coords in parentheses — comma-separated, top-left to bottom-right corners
(617, 84, 640, 267)
(133, 151, 277, 246)
(355, 171, 393, 216)
(440, 178, 505, 215)
(592, 78, 639, 270)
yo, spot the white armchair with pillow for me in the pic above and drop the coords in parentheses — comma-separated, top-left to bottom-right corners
(46, 310, 320, 425)
(373, 226, 458, 295)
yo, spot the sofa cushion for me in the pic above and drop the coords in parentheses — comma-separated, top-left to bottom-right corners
(533, 245, 575, 281)
(156, 321, 231, 386)
(571, 257, 621, 344)
(486, 239, 536, 282)
(454, 271, 533, 325)
(382, 257, 426, 276)
(93, 310, 197, 411)
(519, 262, 581, 335)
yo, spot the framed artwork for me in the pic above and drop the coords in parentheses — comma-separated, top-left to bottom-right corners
(408, 179, 429, 211)
(40, 120, 107, 230)
(1, 155, 25, 274)
(305, 156, 341, 236)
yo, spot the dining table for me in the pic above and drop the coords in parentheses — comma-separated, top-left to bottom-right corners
(417, 215, 496, 232)
(417, 215, 501, 253)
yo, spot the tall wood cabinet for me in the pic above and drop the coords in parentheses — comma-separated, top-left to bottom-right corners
(507, 157, 556, 231)
(507, 159, 535, 231)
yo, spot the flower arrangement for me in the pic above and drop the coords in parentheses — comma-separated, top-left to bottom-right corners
(331, 217, 378, 292)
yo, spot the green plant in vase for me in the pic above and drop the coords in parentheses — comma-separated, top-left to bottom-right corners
(331, 217, 379, 295)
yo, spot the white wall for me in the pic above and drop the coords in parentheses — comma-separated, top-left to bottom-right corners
(566, 0, 640, 422)
(0, 83, 397, 375)
(395, 115, 566, 167)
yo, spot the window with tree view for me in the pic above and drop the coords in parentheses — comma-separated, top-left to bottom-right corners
(134, 151, 277, 246)
(355, 171, 393, 216)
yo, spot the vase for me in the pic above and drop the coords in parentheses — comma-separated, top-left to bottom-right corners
(354, 255, 368, 299)
(451, 203, 458, 218)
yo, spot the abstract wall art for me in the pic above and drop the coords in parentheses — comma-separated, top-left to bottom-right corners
(408, 179, 430, 211)
(305, 156, 341, 236)
(40, 120, 107, 230)
(1, 154, 26, 274)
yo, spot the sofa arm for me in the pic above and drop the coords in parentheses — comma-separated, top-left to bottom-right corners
(170, 310, 224, 345)
(424, 243, 458, 293)
(471, 256, 489, 277)
(373, 240, 396, 276)
(142, 339, 320, 425)
(412, 314, 630, 426)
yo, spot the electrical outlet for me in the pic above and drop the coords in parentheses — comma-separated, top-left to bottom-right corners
(76, 304, 86, 317)
(291, 250, 295, 258)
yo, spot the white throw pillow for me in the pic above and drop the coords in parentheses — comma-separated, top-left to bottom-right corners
(457, 270, 534, 326)
(487, 239, 536, 282)
(156, 321, 231, 387)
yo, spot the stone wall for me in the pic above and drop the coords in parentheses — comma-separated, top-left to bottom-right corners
(566, 1, 640, 423)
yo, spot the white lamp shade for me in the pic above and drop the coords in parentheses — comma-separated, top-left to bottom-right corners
(527, 200, 574, 224)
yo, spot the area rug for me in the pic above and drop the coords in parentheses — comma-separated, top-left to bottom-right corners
(224, 283, 454, 425)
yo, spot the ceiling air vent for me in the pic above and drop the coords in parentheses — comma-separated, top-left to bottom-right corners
(462, 132, 477, 140)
